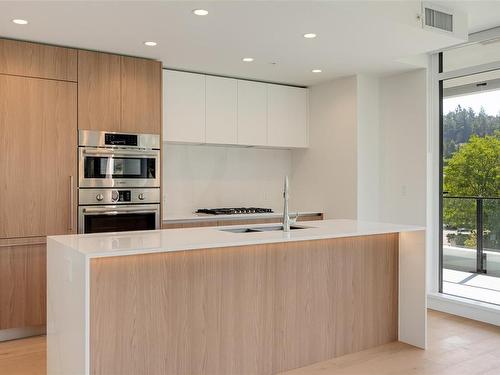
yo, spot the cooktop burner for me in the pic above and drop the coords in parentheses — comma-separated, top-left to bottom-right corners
(196, 207, 274, 215)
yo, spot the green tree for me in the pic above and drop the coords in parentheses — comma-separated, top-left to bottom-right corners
(444, 133, 500, 197)
(443, 133, 500, 249)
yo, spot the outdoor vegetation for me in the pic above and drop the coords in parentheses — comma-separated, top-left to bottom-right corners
(443, 104, 500, 250)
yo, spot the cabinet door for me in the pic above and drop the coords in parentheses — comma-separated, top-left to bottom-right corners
(0, 38, 77, 81)
(163, 70, 206, 143)
(267, 85, 308, 148)
(237, 80, 268, 146)
(0, 74, 77, 238)
(206, 76, 237, 144)
(121, 56, 162, 135)
(78, 50, 121, 132)
(0, 242, 46, 329)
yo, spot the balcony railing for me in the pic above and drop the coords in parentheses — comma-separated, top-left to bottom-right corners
(443, 196, 500, 276)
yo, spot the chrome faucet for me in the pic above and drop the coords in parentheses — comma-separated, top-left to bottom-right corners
(282, 176, 297, 232)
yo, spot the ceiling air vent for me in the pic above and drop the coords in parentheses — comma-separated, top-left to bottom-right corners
(424, 6, 453, 32)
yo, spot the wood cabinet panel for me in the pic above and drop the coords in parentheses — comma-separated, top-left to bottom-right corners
(271, 235, 398, 371)
(0, 38, 77, 81)
(0, 74, 77, 238)
(163, 70, 206, 143)
(78, 50, 121, 131)
(89, 234, 398, 375)
(161, 220, 219, 229)
(121, 56, 161, 134)
(0, 236, 46, 248)
(161, 213, 323, 229)
(0, 243, 46, 330)
(206, 76, 237, 144)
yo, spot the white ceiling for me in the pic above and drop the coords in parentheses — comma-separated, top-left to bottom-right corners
(0, 1, 499, 86)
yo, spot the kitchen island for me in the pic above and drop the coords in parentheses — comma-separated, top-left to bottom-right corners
(47, 219, 426, 375)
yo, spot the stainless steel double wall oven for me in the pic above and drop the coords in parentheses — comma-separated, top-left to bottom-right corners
(78, 130, 160, 234)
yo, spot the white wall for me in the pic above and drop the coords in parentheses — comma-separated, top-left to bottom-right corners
(357, 75, 380, 221)
(163, 144, 291, 217)
(378, 69, 427, 226)
(291, 76, 358, 219)
(292, 70, 426, 225)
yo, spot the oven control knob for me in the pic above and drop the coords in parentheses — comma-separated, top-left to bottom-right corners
(138, 193, 145, 201)
(96, 193, 104, 202)
(111, 190, 119, 202)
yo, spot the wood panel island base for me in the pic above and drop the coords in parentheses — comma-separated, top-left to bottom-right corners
(47, 220, 426, 375)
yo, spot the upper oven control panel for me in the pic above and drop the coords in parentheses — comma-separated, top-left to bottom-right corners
(79, 188, 161, 205)
(78, 129, 160, 150)
(105, 133, 138, 147)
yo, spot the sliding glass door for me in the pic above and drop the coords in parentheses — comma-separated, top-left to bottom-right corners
(440, 60, 500, 304)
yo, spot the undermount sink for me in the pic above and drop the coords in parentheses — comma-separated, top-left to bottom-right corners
(220, 225, 311, 233)
(221, 227, 262, 233)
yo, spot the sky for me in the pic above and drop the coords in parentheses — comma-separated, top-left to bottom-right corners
(443, 90, 500, 116)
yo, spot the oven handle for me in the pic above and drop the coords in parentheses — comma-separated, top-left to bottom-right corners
(82, 207, 158, 215)
(69, 175, 74, 232)
(82, 149, 159, 157)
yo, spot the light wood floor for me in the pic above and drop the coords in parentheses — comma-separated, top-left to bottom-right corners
(1, 310, 500, 375)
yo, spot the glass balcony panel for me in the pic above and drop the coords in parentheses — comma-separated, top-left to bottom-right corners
(484, 199, 500, 276)
(442, 197, 477, 273)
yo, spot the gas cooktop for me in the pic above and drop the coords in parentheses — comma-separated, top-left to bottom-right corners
(196, 207, 274, 215)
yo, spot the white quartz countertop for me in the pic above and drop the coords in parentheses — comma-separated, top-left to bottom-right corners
(163, 211, 322, 223)
(48, 219, 425, 258)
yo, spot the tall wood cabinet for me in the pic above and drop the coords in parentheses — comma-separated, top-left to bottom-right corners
(77, 50, 121, 132)
(0, 75, 77, 238)
(0, 38, 163, 335)
(0, 38, 78, 333)
(0, 241, 46, 330)
(78, 50, 161, 134)
(121, 56, 162, 134)
(0, 39, 77, 81)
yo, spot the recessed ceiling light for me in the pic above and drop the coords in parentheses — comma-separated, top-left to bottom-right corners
(312, 69, 322, 73)
(193, 9, 209, 16)
(12, 19, 28, 25)
(144, 41, 157, 47)
(242, 57, 254, 62)
(303, 33, 317, 39)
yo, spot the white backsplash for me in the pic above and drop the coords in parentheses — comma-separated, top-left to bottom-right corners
(163, 144, 292, 218)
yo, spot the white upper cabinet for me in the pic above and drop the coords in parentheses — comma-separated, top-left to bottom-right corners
(267, 85, 308, 148)
(237, 80, 268, 146)
(206, 76, 237, 144)
(163, 70, 205, 143)
(163, 69, 308, 148)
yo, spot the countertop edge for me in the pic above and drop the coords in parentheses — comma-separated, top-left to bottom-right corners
(48, 220, 425, 259)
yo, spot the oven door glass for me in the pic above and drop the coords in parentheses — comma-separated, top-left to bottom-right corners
(79, 148, 160, 188)
(84, 156, 156, 179)
(79, 204, 159, 234)
(83, 212, 157, 234)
